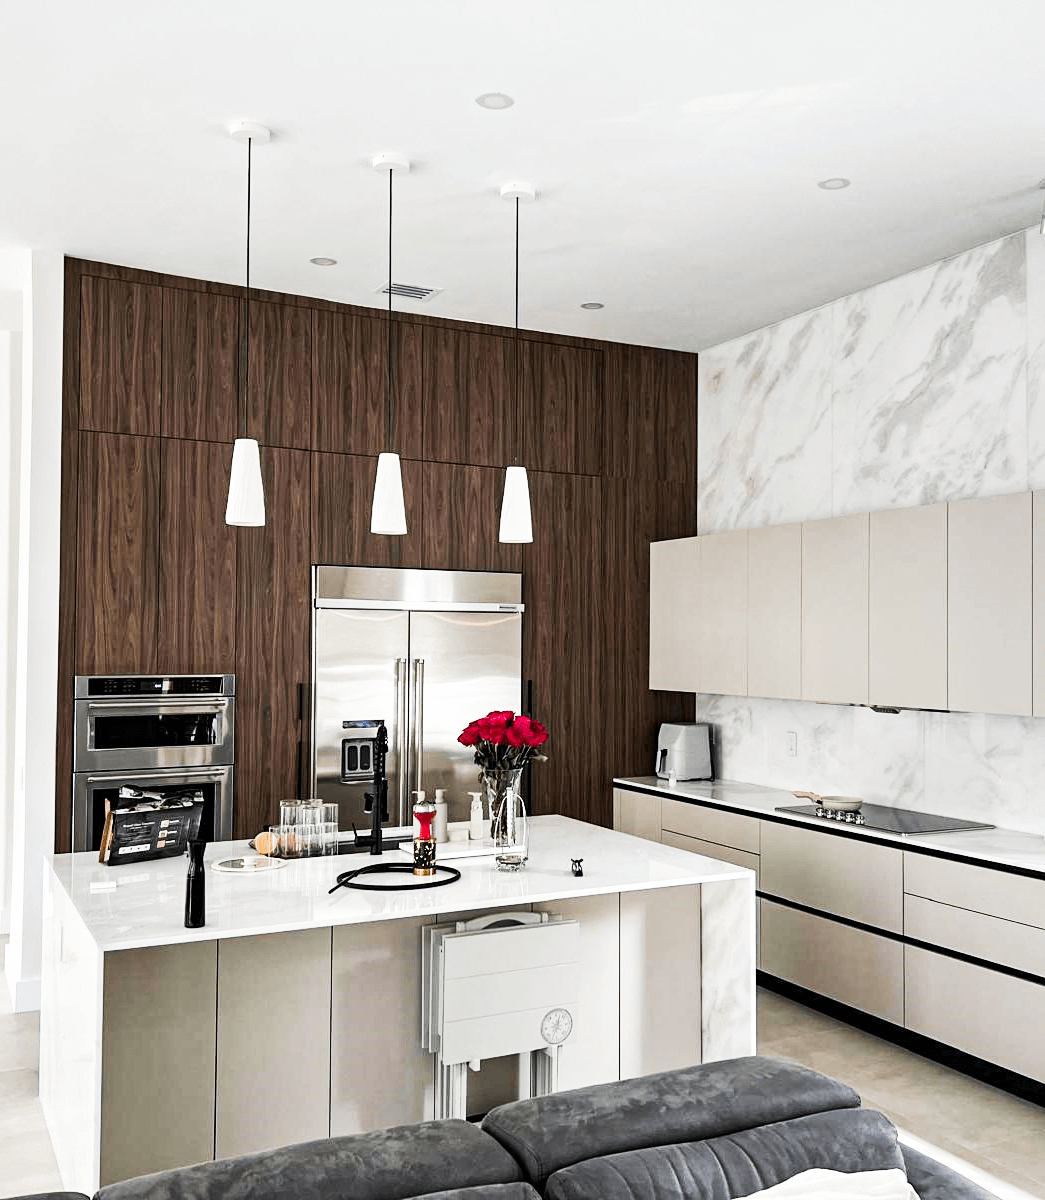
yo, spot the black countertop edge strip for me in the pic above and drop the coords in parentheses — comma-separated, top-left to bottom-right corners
(613, 781, 1045, 882)
(757, 971, 1045, 1111)
(759, 892, 1045, 989)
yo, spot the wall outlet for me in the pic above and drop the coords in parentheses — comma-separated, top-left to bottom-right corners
(786, 731, 798, 757)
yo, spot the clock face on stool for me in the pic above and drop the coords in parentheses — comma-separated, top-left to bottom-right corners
(540, 1007, 573, 1045)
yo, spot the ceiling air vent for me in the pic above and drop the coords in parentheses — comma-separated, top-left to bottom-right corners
(377, 282, 442, 302)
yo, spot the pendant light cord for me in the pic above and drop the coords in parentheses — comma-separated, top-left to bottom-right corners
(513, 196, 520, 467)
(242, 136, 252, 439)
(386, 168, 394, 452)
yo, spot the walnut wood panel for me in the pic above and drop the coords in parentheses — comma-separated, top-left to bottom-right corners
(603, 343, 696, 482)
(421, 462, 523, 574)
(75, 432, 160, 674)
(162, 289, 239, 442)
(79, 275, 162, 435)
(422, 327, 514, 467)
(246, 299, 312, 449)
(521, 340, 604, 476)
(311, 451, 423, 568)
(600, 477, 695, 790)
(235, 447, 311, 837)
(520, 472, 603, 824)
(312, 311, 422, 458)
(156, 440, 238, 674)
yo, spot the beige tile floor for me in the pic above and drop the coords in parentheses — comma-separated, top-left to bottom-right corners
(0, 975, 1042, 1197)
(759, 988, 1045, 1198)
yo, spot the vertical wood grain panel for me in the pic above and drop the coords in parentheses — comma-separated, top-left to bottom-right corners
(235, 447, 311, 835)
(421, 461, 522, 573)
(79, 276, 161, 435)
(162, 289, 239, 442)
(311, 450, 422, 567)
(521, 340, 604, 475)
(247, 299, 312, 449)
(423, 327, 513, 467)
(604, 343, 696, 482)
(157, 439, 238, 674)
(312, 311, 422, 457)
(75, 432, 160, 674)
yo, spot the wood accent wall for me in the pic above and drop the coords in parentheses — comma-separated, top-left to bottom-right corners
(56, 257, 696, 851)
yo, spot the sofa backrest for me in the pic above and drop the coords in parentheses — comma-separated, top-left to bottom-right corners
(481, 1056, 861, 1189)
(544, 1108, 903, 1200)
(93, 1119, 522, 1200)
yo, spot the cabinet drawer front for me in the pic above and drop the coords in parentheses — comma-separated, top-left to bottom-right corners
(761, 900, 903, 1024)
(761, 821, 903, 932)
(661, 798, 760, 854)
(904, 894, 1045, 979)
(613, 788, 662, 843)
(904, 853, 1045, 931)
(661, 830, 760, 883)
(906, 945, 1045, 1083)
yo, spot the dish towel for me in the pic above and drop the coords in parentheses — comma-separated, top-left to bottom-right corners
(735, 1168, 918, 1200)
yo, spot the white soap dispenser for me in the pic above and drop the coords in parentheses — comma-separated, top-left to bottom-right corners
(433, 788, 449, 843)
(468, 792, 484, 840)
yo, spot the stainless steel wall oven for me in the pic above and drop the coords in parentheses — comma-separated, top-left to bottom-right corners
(72, 675, 235, 852)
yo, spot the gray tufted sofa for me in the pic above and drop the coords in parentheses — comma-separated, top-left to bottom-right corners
(21, 1057, 998, 1200)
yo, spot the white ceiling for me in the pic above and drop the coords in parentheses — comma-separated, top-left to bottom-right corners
(2, 1, 1044, 352)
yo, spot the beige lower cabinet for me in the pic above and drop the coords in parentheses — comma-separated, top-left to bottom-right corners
(661, 797, 760, 854)
(761, 899, 904, 1024)
(613, 786, 661, 842)
(661, 830, 759, 882)
(905, 945, 1045, 1083)
(904, 851, 1045, 931)
(904, 894, 1045, 979)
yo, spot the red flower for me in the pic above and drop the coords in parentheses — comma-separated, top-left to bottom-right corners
(458, 722, 481, 747)
(525, 719, 549, 747)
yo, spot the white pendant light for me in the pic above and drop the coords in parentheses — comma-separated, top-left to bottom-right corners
(499, 181, 537, 544)
(370, 153, 410, 536)
(224, 121, 270, 528)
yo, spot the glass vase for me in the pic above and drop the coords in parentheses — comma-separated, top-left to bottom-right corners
(487, 767, 527, 871)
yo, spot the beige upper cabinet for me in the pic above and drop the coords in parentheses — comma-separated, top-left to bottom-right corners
(801, 513, 869, 704)
(747, 523, 801, 700)
(869, 504, 947, 709)
(948, 492, 1031, 716)
(649, 537, 700, 692)
(1035, 492, 1045, 717)
(699, 529, 748, 696)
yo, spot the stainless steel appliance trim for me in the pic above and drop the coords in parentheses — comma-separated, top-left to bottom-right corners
(73, 696, 236, 773)
(83, 698, 231, 715)
(74, 674, 236, 699)
(412, 658, 424, 797)
(313, 565, 522, 609)
(396, 657, 408, 826)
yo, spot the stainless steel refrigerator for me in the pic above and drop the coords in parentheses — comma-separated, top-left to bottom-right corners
(310, 566, 523, 830)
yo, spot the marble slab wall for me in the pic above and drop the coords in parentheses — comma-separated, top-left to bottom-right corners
(696, 228, 1045, 836)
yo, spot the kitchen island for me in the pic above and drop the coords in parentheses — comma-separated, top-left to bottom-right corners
(40, 815, 755, 1193)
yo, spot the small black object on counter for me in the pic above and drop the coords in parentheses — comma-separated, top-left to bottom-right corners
(184, 839, 206, 928)
(571, 858, 584, 877)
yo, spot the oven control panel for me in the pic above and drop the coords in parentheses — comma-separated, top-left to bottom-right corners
(81, 675, 231, 697)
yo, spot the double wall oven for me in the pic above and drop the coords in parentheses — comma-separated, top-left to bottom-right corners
(72, 674, 235, 852)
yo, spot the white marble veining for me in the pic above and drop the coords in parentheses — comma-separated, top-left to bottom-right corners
(699, 876, 755, 1062)
(694, 227, 1045, 837)
(614, 777, 1045, 875)
(48, 816, 750, 953)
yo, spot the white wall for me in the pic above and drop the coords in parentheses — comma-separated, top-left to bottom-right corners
(0, 247, 63, 1010)
(696, 228, 1045, 836)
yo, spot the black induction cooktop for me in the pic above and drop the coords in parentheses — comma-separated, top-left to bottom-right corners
(775, 803, 994, 836)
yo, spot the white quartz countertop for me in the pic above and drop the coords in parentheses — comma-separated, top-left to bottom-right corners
(49, 815, 751, 953)
(614, 776, 1045, 876)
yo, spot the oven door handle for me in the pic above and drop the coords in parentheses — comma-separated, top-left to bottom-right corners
(84, 698, 231, 715)
(83, 768, 231, 785)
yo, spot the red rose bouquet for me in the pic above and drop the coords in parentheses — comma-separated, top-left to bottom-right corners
(458, 710, 549, 788)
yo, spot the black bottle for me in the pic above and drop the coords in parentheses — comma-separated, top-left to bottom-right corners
(184, 839, 206, 928)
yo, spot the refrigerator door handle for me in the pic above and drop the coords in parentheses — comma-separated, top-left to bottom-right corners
(412, 658, 425, 797)
(395, 657, 408, 826)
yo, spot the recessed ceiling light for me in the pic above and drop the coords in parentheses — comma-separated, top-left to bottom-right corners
(310, 257, 337, 266)
(580, 302, 604, 310)
(476, 92, 514, 110)
(817, 177, 851, 190)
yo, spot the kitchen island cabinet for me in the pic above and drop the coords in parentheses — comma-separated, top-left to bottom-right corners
(41, 815, 754, 1194)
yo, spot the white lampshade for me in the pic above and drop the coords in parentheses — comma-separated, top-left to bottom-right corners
(225, 438, 266, 527)
(499, 465, 533, 543)
(371, 451, 408, 535)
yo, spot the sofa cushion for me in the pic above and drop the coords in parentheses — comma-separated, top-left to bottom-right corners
(545, 1108, 904, 1200)
(482, 1057, 861, 1189)
(413, 1187, 541, 1200)
(93, 1119, 522, 1200)
(900, 1145, 1001, 1200)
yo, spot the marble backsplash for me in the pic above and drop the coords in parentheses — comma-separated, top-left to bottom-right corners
(694, 227, 1045, 837)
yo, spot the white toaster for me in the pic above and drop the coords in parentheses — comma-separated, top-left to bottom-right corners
(656, 723, 712, 781)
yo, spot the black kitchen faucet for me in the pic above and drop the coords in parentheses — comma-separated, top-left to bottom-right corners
(363, 721, 389, 855)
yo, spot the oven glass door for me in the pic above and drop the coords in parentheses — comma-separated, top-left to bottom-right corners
(74, 698, 235, 771)
(73, 766, 234, 853)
